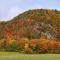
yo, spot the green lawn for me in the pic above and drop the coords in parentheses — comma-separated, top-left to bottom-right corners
(0, 52, 60, 60)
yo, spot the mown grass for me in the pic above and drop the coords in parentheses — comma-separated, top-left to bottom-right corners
(0, 52, 60, 60)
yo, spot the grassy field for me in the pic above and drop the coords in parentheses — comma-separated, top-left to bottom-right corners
(0, 52, 60, 60)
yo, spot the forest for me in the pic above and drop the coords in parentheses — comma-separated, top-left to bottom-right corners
(0, 9, 60, 53)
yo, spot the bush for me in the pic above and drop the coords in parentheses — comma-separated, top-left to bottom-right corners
(24, 48, 33, 54)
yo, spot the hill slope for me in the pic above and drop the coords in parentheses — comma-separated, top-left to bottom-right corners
(0, 9, 60, 40)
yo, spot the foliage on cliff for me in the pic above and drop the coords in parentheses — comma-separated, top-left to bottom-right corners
(0, 9, 60, 40)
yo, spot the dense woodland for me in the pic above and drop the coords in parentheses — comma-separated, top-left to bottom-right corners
(0, 9, 60, 53)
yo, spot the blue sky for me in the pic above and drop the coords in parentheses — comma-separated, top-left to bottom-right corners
(0, 0, 60, 21)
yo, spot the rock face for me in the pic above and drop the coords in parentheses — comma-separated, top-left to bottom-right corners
(0, 9, 60, 40)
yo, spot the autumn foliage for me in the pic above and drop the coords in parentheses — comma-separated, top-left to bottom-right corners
(0, 38, 60, 53)
(0, 9, 60, 53)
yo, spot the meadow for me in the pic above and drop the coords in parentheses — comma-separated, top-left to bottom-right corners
(0, 52, 60, 60)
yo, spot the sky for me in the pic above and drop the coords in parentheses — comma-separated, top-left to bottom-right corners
(0, 0, 60, 21)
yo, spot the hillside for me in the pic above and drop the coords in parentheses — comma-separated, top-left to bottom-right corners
(0, 9, 60, 40)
